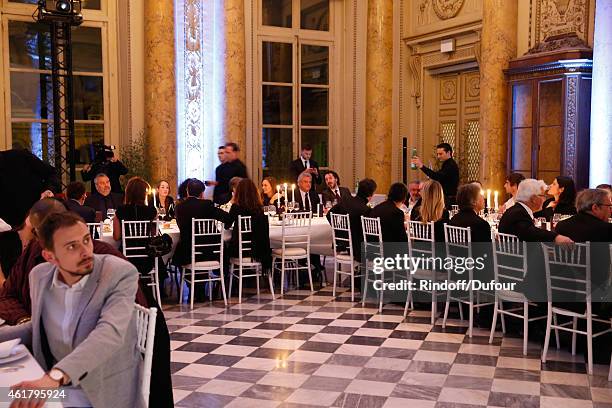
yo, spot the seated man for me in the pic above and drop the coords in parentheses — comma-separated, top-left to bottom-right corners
(406, 180, 422, 216)
(321, 170, 352, 205)
(499, 172, 525, 213)
(369, 182, 409, 243)
(294, 171, 320, 212)
(64, 181, 96, 223)
(5, 212, 143, 407)
(83, 173, 123, 217)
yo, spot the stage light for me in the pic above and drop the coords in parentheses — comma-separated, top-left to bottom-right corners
(55, 0, 72, 13)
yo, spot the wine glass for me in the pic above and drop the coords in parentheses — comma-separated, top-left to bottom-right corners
(106, 208, 115, 221)
(286, 201, 295, 212)
(263, 205, 270, 216)
(268, 205, 277, 217)
(157, 206, 166, 220)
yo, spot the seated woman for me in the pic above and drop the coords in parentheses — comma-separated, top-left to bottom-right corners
(113, 177, 158, 277)
(0, 214, 34, 285)
(534, 176, 577, 221)
(261, 176, 283, 207)
(149, 180, 175, 220)
(225, 179, 271, 272)
(411, 180, 450, 242)
(221, 176, 243, 212)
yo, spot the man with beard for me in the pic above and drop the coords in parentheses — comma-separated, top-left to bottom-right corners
(3, 212, 144, 407)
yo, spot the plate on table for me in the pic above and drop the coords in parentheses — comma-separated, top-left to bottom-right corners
(0, 344, 28, 364)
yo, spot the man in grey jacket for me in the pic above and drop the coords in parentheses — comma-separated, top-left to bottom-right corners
(6, 212, 144, 408)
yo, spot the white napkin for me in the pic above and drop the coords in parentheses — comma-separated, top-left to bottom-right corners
(0, 339, 21, 358)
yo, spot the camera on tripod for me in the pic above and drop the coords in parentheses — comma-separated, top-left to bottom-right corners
(91, 143, 116, 166)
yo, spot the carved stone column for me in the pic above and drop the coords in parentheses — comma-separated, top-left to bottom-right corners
(365, 0, 393, 191)
(223, 0, 246, 152)
(479, 0, 517, 190)
(589, 0, 612, 186)
(144, 0, 177, 188)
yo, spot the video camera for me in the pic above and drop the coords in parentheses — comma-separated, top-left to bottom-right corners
(90, 143, 115, 166)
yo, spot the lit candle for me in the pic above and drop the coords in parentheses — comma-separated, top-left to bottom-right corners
(283, 183, 288, 203)
(486, 189, 491, 209)
(152, 189, 157, 208)
(276, 185, 281, 207)
(494, 190, 499, 211)
(291, 184, 295, 204)
(145, 188, 149, 206)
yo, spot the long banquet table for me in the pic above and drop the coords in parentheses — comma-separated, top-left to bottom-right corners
(100, 216, 335, 258)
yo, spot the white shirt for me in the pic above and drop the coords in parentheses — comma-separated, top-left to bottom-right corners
(301, 157, 310, 169)
(0, 218, 11, 232)
(42, 270, 91, 407)
(518, 201, 534, 220)
(503, 196, 516, 210)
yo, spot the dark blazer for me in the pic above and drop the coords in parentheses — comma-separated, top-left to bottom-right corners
(65, 199, 96, 223)
(327, 195, 371, 261)
(498, 203, 558, 242)
(555, 212, 612, 291)
(295, 189, 321, 213)
(369, 200, 408, 243)
(225, 205, 272, 270)
(84, 191, 124, 216)
(81, 160, 128, 194)
(449, 209, 491, 243)
(419, 158, 460, 205)
(321, 186, 352, 205)
(213, 160, 248, 204)
(534, 198, 577, 221)
(173, 197, 230, 266)
(289, 158, 322, 189)
(0, 149, 61, 227)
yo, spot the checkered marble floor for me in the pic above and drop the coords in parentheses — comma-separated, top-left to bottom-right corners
(163, 286, 612, 408)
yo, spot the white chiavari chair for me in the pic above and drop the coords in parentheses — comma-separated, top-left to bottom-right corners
(272, 212, 313, 295)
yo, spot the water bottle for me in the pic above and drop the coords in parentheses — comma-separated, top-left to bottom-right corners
(410, 148, 417, 170)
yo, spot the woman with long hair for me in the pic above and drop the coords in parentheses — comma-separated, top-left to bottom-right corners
(534, 176, 577, 221)
(411, 179, 450, 241)
(261, 176, 283, 206)
(149, 180, 175, 220)
(225, 179, 271, 272)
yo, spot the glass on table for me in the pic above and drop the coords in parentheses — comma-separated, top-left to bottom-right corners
(286, 201, 295, 212)
(268, 205, 277, 217)
(106, 208, 115, 221)
(157, 207, 166, 220)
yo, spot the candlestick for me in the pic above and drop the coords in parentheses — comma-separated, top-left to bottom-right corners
(291, 184, 295, 204)
(494, 191, 499, 211)
(486, 189, 491, 209)
(276, 185, 281, 208)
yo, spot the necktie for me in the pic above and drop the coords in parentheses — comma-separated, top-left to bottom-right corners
(305, 193, 311, 211)
(304, 160, 309, 169)
(335, 189, 341, 201)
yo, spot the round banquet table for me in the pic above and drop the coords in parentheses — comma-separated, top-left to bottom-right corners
(99, 216, 334, 259)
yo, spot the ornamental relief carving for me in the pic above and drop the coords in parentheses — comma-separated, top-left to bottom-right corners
(535, 0, 590, 44)
(432, 0, 466, 20)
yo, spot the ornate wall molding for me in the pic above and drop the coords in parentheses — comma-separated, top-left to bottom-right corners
(564, 75, 578, 178)
(534, 0, 590, 45)
(432, 0, 466, 20)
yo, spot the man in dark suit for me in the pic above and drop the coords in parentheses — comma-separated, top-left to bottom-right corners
(498, 179, 573, 300)
(449, 183, 491, 243)
(369, 183, 408, 243)
(83, 173, 123, 219)
(321, 170, 352, 205)
(555, 188, 612, 304)
(174, 179, 230, 267)
(327, 178, 377, 262)
(212, 142, 248, 205)
(289, 144, 322, 191)
(0, 149, 61, 227)
(295, 172, 321, 213)
(64, 181, 96, 223)
(411, 143, 460, 207)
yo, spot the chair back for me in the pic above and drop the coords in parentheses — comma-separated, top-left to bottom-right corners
(541, 242, 591, 304)
(191, 219, 224, 266)
(491, 232, 528, 285)
(238, 215, 254, 260)
(407, 220, 435, 259)
(361, 216, 383, 259)
(87, 222, 103, 240)
(331, 213, 353, 259)
(279, 212, 312, 252)
(121, 220, 157, 260)
(444, 224, 472, 278)
(134, 303, 157, 408)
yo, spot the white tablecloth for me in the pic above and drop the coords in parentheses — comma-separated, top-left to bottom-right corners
(0, 348, 63, 407)
(100, 218, 335, 258)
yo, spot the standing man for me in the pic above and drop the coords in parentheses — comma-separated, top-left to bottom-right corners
(321, 170, 352, 205)
(411, 143, 459, 207)
(289, 144, 322, 191)
(3, 212, 144, 407)
(212, 142, 248, 205)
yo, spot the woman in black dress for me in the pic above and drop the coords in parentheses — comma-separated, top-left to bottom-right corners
(148, 180, 175, 220)
(226, 179, 271, 271)
(0, 215, 34, 284)
(114, 177, 158, 276)
(261, 176, 283, 207)
(534, 176, 577, 221)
